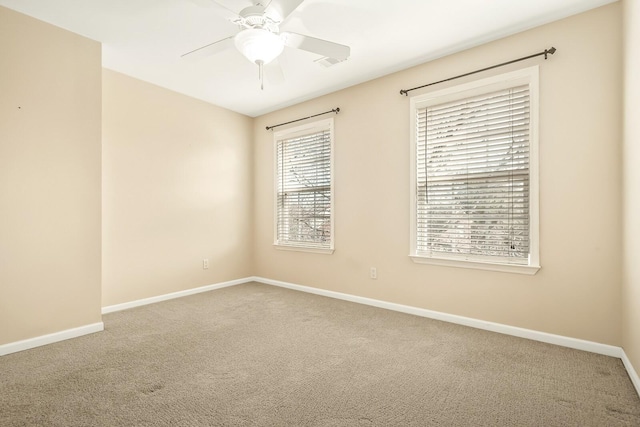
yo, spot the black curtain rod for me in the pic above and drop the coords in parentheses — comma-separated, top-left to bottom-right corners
(399, 47, 557, 96)
(266, 108, 340, 131)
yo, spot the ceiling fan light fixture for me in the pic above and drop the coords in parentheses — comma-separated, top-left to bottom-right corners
(234, 28, 284, 65)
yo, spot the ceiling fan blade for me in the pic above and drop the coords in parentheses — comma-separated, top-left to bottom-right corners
(282, 32, 350, 61)
(181, 36, 235, 60)
(265, 0, 304, 22)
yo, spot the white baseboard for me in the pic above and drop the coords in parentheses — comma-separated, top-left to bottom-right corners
(0, 322, 104, 356)
(251, 276, 623, 358)
(621, 350, 640, 397)
(101, 277, 253, 314)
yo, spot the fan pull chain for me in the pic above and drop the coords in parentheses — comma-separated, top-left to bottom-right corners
(257, 60, 264, 91)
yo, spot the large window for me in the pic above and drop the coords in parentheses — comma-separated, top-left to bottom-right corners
(274, 118, 334, 253)
(410, 67, 540, 274)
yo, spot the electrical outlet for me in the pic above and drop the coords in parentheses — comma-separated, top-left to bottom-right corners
(203, 259, 209, 270)
(370, 267, 377, 279)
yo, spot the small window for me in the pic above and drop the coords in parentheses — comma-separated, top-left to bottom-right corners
(274, 118, 334, 253)
(410, 67, 540, 274)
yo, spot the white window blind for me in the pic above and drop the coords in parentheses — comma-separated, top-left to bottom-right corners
(416, 83, 531, 265)
(275, 122, 333, 251)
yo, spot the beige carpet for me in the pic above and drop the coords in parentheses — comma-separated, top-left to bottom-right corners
(1, 282, 639, 426)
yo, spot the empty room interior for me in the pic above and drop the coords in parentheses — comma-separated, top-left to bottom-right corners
(1, 0, 640, 425)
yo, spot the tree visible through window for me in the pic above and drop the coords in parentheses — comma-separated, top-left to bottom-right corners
(274, 119, 334, 252)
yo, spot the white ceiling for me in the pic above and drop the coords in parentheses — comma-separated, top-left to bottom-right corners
(0, 0, 616, 117)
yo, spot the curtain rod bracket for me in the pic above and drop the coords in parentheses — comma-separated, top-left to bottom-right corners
(399, 46, 557, 96)
(266, 108, 340, 131)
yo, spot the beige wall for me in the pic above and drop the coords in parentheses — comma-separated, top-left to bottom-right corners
(102, 70, 253, 306)
(623, 0, 640, 376)
(0, 7, 102, 344)
(254, 4, 623, 345)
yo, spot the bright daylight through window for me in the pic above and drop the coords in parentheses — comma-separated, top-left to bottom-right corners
(410, 67, 540, 274)
(274, 118, 334, 253)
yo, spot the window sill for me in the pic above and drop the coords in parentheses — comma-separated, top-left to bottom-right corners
(410, 255, 540, 275)
(274, 244, 334, 255)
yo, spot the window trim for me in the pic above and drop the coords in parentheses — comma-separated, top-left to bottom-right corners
(273, 117, 335, 254)
(409, 66, 540, 274)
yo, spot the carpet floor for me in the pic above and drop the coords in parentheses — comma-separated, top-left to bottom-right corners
(1, 282, 639, 426)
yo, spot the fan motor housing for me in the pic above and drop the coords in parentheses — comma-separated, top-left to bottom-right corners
(237, 5, 279, 32)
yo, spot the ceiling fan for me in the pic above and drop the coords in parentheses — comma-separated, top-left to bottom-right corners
(183, 0, 351, 89)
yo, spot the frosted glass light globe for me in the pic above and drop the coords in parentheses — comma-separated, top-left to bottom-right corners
(234, 28, 284, 65)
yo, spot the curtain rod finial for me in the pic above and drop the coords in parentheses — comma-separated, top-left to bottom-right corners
(545, 47, 557, 59)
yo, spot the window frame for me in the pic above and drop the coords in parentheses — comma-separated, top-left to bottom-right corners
(409, 66, 540, 275)
(273, 117, 335, 254)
